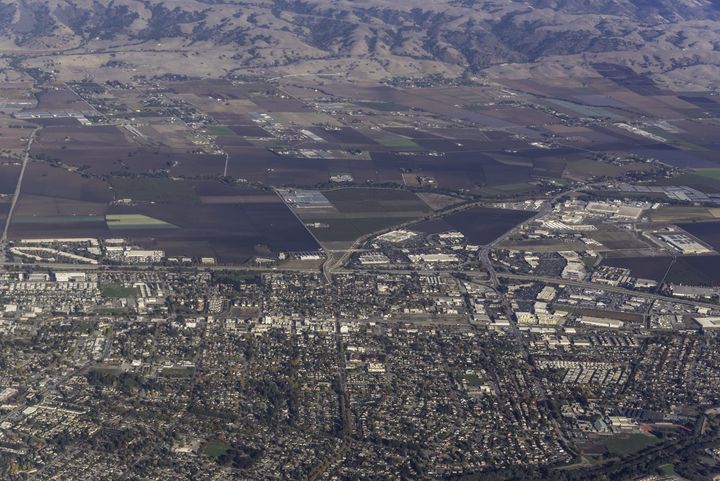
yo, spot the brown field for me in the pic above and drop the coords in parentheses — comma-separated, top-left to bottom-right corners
(22, 162, 112, 202)
(8, 176, 320, 263)
(589, 230, 652, 250)
(14, 194, 107, 217)
(34, 88, 89, 110)
(0, 127, 32, 150)
(174, 93, 258, 114)
(0, 164, 20, 194)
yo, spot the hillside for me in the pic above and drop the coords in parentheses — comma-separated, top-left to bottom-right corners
(1, 0, 719, 88)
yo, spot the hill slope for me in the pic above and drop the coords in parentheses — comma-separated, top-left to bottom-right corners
(2, 0, 719, 87)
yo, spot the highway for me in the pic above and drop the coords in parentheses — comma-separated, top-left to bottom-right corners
(495, 272, 720, 310)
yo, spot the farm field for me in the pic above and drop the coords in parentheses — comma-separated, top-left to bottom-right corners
(109, 177, 199, 204)
(298, 188, 432, 249)
(3, 5, 720, 480)
(106, 214, 177, 230)
(9, 174, 320, 263)
(666, 255, 720, 286)
(649, 206, 720, 223)
(601, 256, 674, 281)
(653, 173, 720, 193)
(8, 74, 720, 267)
(602, 433, 661, 456)
(412, 207, 534, 244)
(679, 221, 720, 251)
(100, 284, 139, 298)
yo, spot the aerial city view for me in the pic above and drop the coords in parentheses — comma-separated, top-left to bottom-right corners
(0, 1, 720, 480)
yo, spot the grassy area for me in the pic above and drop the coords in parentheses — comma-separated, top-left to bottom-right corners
(271, 112, 342, 126)
(649, 206, 716, 223)
(202, 441, 230, 459)
(658, 463, 677, 476)
(73, 320, 97, 333)
(205, 125, 235, 136)
(100, 283, 139, 298)
(109, 176, 199, 204)
(667, 255, 720, 286)
(479, 182, 538, 196)
(565, 159, 649, 177)
(604, 433, 660, 456)
(353, 101, 410, 112)
(545, 98, 622, 119)
(653, 173, 720, 194)
(693, 168, 720, 181)
(160, 366, 195, 378)
(323, 188, 432, 213)
(106, 214, 177, 230)
(213, 271, 259, 286)
(307, 216, 418, 243)
(463, 373, 482, 388)
(378, 136, 422, 150)
(95, 307, 132, 316)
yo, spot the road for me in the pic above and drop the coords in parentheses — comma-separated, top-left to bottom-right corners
(322, 193, 528, 282)
(495, 272, 720, 310)
(2, 128, 38, 245)
(222, 151, 229, 177)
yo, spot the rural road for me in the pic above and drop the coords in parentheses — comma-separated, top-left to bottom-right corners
(2, 128, 39, 246)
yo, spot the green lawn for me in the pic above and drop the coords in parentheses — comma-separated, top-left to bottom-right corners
(95, 307, 132, 315)
(100, 283, 139, 298)
(604, 433, 660, 456)
(693, 168, 720, 181)
(202, 441, 229, 459)
(353, 101, 410, 112)
(106, 214, 177, 230)
(463, 373, 482, 388)
(653, 172, 720, 194)
(205, 125, 235, 136)
(378, 136, 422, 150)
(160, 366, 195, 378)
(73, 320, 97, 333)
(649, 206, 715, 223)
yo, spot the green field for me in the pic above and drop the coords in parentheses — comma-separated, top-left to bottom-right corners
(649, 206, 718, 223)
(463, 373, 483, 388)
(546, 98, 623, 119)
(307, 216, 418, 243)
(653, 172, 720, 194)
(72, 320, 97, 333)
(565, 158, 649, 178)
(205, 125, 235, 136)
(479, 182, 539, 196)
(160, 366, 195, 378)
(378, 136, 422, 150)
(323, 188, 431, 214)
(100, 283, 139, 298)
(109, 176, 199, 204)
(95, 307, 132, 316)
(303, 188, 432, 246)
(353, 101, 410, 112)
(693, 168, 720, 181)
(106, 214, 177, 230)
(603, 433, 660, 456)
(202, 441, 230, 459)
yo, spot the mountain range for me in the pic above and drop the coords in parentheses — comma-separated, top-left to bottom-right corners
(1, 0, 718, 87)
